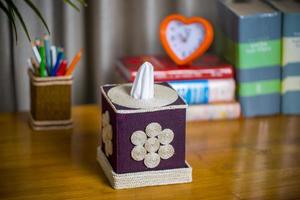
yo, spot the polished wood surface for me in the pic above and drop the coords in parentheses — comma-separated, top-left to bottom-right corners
(0, 105, 300, 199)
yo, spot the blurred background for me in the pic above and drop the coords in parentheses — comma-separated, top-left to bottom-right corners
(0, 0, 218, 112)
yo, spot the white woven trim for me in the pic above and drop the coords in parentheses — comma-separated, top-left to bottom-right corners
(28, 69, 73, 86)
(29, 117, 73, 131)
(30, 114, 73, 126)
(32, 81, 73, 86)
(97, 147, 192, 189)
(108, 84, 178, 109)
(100, 84, 187, 114)
(30, 124, 73, 131)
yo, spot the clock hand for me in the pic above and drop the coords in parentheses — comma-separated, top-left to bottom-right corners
(178, 33, 187, 43)
(183, 28, 190, 42)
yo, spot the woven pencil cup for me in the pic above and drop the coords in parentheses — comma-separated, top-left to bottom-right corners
(28, 69, 73, 130)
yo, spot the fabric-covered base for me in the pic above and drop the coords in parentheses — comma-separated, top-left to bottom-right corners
(29, 114, 73, 131)
(97, 147, 192, 189)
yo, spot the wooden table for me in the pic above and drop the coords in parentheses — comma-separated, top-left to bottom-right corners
(0, 105, 300, 199)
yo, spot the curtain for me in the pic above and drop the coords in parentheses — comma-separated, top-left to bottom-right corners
(0, 0, 217, 112)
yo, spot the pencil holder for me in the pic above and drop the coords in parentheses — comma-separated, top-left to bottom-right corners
(28, 69, 73, 130)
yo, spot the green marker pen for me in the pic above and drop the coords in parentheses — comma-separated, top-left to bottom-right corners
(39, 43, 47, 77)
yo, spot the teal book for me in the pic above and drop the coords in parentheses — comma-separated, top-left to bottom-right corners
(217, 0, 282, 117)
(266, 0, 300, 115)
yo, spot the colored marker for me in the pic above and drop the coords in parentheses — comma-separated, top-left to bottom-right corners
(56, 60, 68, 76)
(39, 43, 47, 77)
(30, 57, 40, 76)
(35, 39, 42, 57)
(28, 59, 38, 76)
(44, 35, 51, 72)
(65, 48, 83, 76)
(31, 42, 41, 64)
(35, 39, 41, 47)
(51, 50, 64, 76)
(50, 45, 57, 69)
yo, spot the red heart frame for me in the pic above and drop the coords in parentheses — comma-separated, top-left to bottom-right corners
(160, 14, 214, 65)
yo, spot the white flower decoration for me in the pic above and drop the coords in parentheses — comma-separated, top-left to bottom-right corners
(130, 122, 175, 168)
(102, 111, 113, 157)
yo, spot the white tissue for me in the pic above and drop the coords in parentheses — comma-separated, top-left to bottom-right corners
(130, 61, 154, 100)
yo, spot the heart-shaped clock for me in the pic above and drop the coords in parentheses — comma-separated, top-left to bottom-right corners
(160, 14, 214, 65)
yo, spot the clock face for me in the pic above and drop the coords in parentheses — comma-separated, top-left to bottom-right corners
(166, 20, 205, 60)
(160, 14, 214, 65)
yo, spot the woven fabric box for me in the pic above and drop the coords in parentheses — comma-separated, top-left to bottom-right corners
(28, 70, 73, 130)
(97, 82, 192, 189)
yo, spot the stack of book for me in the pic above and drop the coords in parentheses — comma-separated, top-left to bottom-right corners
(217, 0, 282, 117)
(115, 54, 241, 121)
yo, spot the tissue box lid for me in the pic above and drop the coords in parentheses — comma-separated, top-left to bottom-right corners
(101, 82, 187, 114)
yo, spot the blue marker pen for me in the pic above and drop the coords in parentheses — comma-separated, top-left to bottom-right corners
(51, 49, 64, 76)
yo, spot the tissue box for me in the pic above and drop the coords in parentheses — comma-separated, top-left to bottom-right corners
(28, 70, 73, 130)
(98, 83, 192, 189)
(266, 0, 300, 114)
(217, 0, 281, 117)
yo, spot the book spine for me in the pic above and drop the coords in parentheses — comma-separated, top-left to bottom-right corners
(218, 1, 282, 117)
(151, 68, 233, 82)
(187, 102, 241, 121)
(116, 60, 234, 82)
(168, 79, 235, 104)
(282, 12, 300, 114)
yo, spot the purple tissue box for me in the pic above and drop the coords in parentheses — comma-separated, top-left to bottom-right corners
(100, 83, 187, 174)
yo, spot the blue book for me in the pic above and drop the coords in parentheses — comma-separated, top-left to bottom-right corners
(168, 79, 235, 105)
(267, 0, 300, 115)
(217, 0, 282, 117)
